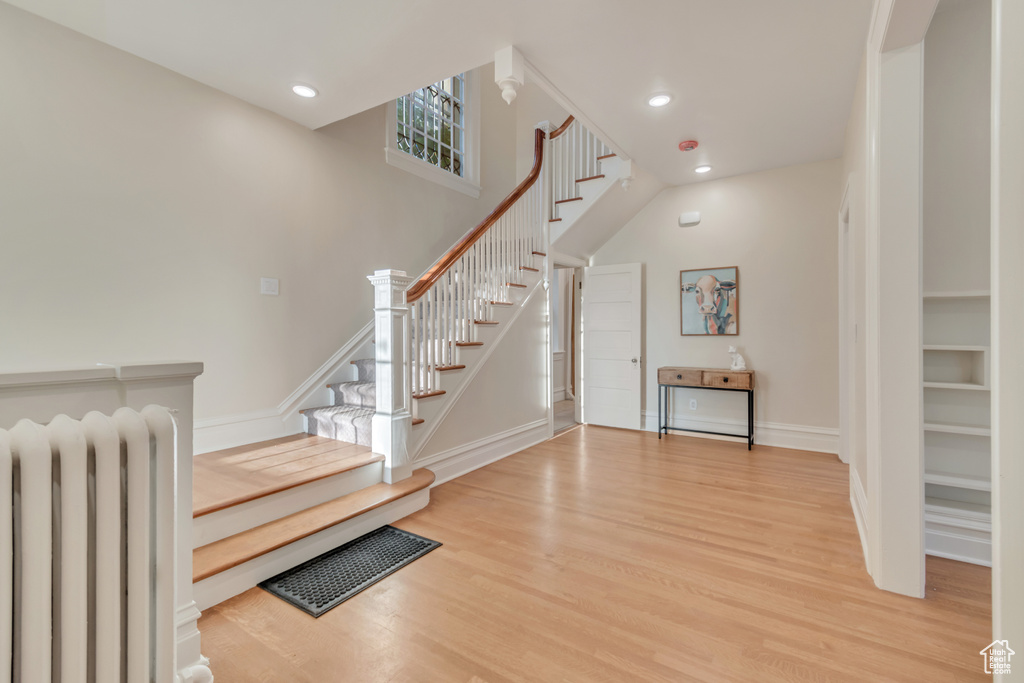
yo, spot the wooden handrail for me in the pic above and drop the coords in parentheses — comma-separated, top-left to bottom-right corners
(549, 115, 575, 140)
(406, 127, 547, 302)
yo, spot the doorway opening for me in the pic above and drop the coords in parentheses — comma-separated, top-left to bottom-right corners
(552, 265, 581, 433)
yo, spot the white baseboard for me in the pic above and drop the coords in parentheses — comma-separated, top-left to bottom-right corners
(850, 466, 870, 573)
(924, 528, 992, 567)
(418, 418, 550, 487)
(924, 503, 992, 567)
(642, 411, 839, 454)
(193, 410, 303, 455)
(553, 388, 566, 403)
(193, 489, 429, 611)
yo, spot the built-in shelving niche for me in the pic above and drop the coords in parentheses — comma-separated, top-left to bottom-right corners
(922, 293, 991, 566)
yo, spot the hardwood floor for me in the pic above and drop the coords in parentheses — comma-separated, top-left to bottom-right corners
(198, 427, 991, 682)
(193, 434, 378, 517)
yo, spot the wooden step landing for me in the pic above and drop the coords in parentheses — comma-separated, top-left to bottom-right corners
(193, 469, 435, 582)
(193, 435, 381, 518)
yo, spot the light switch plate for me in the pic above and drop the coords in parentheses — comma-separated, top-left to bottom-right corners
(260, 277, 279, 296)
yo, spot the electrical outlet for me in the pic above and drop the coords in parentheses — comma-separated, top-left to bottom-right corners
(689, 398, 697, 411)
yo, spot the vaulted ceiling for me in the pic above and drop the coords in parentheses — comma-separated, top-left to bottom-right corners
(6, 0, 873, 186)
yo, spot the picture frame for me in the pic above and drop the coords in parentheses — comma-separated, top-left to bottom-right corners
(680, 266, 739, 336)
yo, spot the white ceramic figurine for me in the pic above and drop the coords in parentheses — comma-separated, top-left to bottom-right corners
(728, 346, 747, 371)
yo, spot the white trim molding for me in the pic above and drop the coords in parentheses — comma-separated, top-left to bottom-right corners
(421, 418, 550, 487)
(384, 70, 481, 199)
(642, 411, 839, 454)
(850, 466, 871, 571)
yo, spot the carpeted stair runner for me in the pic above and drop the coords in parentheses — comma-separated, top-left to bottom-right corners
(302, 358, 377, 446)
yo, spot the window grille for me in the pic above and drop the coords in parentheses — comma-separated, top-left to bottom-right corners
(395, 74, 465, 177)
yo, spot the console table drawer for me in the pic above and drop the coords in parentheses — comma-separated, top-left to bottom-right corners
(658, 368, 703, 386)
(702, 371, 752, 389)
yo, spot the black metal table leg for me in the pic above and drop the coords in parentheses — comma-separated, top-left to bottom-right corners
(658, 384, 663, 438)
(747, 389, 753, 450)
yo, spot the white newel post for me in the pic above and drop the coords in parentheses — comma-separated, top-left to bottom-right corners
(368, 269, 414, 484)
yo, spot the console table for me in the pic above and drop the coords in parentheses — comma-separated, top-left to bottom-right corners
(657, 366, 755, 449)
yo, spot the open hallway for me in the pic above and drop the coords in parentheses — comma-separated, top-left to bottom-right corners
(199, 427, 990, 682)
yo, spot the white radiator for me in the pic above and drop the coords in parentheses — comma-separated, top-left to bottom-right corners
(0, 405, 177, 683)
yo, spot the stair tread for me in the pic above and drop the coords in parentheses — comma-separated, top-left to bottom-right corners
(435, 364, 466, 371)
(413, 389, 446, 399)
(520, 266, 539, 272)
(507, 283, 527, 288)
(549, 218, 562, 222)
(326, 379, 373, 389)
(193, 435, 380, 518)
(474, 320, 499, 324)
(192, 469, 435, 582)
(555, 197, 583, 204)
(532, 251, 547, 256)
(490, 301, 513, 306)
(412, 418, 425, 426)
(301, 404, 375, 417)
(597, 153, 617, 160)
(576, 174, 605, 183)
(456, 341, 484, 346)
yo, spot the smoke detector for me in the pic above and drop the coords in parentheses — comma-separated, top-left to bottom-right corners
(678, 140, 699, 152)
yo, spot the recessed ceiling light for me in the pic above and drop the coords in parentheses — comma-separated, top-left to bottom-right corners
(694, 165, 712, 174)
(292, 84, 318, 98)
(648, 94, 672, 107)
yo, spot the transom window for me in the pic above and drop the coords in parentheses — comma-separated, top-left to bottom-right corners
(395, 74, 465, 177)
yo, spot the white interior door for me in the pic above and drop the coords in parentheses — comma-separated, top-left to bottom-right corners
(582, 263, 642, 429)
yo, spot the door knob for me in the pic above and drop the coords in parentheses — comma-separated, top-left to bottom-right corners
(631, 358, 638, 365)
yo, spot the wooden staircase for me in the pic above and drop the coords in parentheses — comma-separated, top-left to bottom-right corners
(191, 435, 433, 610)
(190, 116, 617, 612)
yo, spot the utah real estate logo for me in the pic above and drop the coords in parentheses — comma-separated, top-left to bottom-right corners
(981, 640, 1015, 675)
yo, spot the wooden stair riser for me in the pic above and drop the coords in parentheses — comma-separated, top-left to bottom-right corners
(193, 459, 384, 548)
(193, 485, 431, 611)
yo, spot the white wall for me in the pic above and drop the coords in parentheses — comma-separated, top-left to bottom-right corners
(0, 3, 517, 423)
(591, 158, 841, 451)
(924, 2, 991, 291)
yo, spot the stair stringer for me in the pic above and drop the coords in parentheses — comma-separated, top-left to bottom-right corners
(552, 161, 665, 261)
(409, 275, 546, 460)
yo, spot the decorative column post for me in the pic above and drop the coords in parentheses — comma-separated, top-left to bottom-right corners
(367, 270, 414, 484)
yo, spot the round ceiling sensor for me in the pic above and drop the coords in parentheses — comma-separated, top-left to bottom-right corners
(678, 140, 699, 152)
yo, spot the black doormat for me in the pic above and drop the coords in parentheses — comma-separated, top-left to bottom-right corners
(259, 525, 441, 617)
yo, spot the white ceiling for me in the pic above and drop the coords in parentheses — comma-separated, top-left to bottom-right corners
(7, 0, 873, 186)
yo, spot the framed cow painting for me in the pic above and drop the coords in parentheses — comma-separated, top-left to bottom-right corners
(680, 266, 739, 335)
